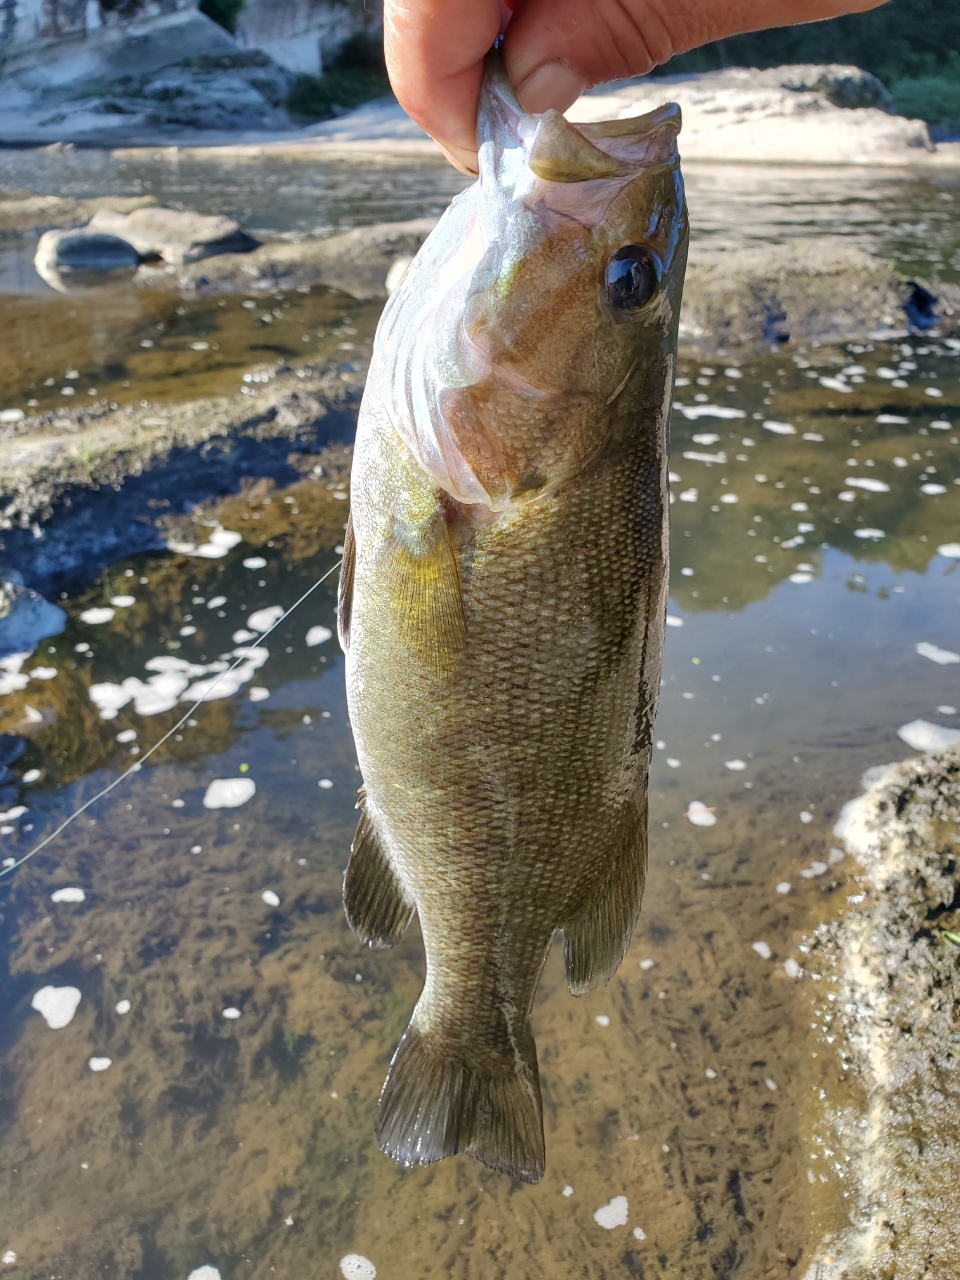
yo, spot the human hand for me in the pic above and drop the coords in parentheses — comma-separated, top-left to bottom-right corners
(384, 0, 889, 174)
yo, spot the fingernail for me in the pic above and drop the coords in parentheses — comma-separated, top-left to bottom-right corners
(515, 62, 588, 115)
(434, 140, 479, 176)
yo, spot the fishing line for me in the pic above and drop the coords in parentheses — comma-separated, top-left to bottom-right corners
(0, 555, 343, 882)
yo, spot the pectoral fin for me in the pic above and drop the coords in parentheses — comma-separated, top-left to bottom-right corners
(384, 507, 466, 674)
(337, 514, 356, 652)
(343, 791, 414, 949)
(561, 802, 647, 995)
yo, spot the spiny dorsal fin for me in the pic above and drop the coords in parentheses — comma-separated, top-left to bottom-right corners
(528, 110, 630, 182)
(343, 794, 414, 949)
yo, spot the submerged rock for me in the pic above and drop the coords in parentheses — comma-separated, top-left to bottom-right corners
(33, 229, 140, 292)
(807, 749, 960, 1278)
(89, 206, 259, 265)
(0, 576, 67, 658)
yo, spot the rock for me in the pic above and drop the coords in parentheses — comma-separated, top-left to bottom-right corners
(568, 64, 934, 165)
(136, 217, 438, 299)
(236, 0, 371, 76)
(33, 229, 140, 293)
(809, 748, 960, 1277)
(89, 206, 258, 265)
(0, 576, 67, 658)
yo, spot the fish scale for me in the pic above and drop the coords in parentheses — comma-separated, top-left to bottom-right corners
(339, 53, 687, 1182)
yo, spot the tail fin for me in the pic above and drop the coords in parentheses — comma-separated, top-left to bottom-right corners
(375, 1019, 545, 1183)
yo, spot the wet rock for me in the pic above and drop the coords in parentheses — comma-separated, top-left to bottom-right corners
(33, 229, 140, 292)
(0, 575, 67, 657)
(90, 206, 259, 266)
(137, 217, 437, 299)
(808, 749, 960, 1278)
(569, 64, 936, 165)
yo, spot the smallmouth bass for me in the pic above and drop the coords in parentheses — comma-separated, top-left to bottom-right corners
(338, 56, 688, 1183)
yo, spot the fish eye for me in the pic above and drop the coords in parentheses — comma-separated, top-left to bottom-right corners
(605, 245, 660, 312)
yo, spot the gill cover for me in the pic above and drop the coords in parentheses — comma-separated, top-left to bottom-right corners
(372, 54, 682, 509)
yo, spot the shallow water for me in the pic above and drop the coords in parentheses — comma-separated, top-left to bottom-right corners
(1, 152, 960, 1279)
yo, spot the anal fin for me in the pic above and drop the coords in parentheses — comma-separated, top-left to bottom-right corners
(343, 794, 414, 949)
(561, 802, 647, 995)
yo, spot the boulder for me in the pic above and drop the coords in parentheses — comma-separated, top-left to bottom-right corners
(0, 576, 66, 659)
(89, 207, 259, 265)
(33, 229, 140, 292)
(568, 64, 933, 165)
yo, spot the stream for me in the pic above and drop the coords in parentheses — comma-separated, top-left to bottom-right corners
(0, 149, 959, 1280)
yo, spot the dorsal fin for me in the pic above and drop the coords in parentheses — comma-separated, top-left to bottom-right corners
(528, 110, 630, 182)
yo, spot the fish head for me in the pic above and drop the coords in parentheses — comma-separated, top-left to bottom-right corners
(374, 55, 688, 510)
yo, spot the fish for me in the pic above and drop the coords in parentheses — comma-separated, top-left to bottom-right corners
(338, 54, 688, 1183)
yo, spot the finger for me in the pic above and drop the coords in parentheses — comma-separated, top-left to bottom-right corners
(503, 0, 890, 114)
(384, 0, 503, 174)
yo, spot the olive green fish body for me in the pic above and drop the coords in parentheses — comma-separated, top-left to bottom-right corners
(339, 56, 688, 1182)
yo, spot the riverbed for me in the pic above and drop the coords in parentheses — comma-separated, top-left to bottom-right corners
(0, 150, 959, 1280)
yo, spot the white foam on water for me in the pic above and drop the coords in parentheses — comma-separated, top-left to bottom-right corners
(666, 758, 680, 768)
(893, 456, 909, 467)
(222, 1008, 241, 1020)
(2, 1250, 16, 1264)
(232, 629, 257, 643)
(898, 719, 960, 752)
(801, 432, 824, 441)
(784, 958, 802, 979)
(691, 432, 720, 445)
(207, 596, 227, 609)
(31, 985, 81, 1029)
(797, 523, 815, 533)
(765, 1078, 778, 1092)
(838, 491, 856, 502)
(724, 759, 746, 771)
(876, 414, 909, 424)
(562, 1185, 574, 1197)
(639, 958, 655, 970)
(248, 687, 270, 702)
(682, 451, 727, 464)
(115, 728, 137, 743)
(686, 801, 717, 827)
(0, 806, 26, 822)
(167, 527, 243, 559)
(705, 1067, 718, 1079)
(752, 941, 772, 960)
(261, 890, 280, 907)
(930, 420, 952, 429)
(593, 1196, 629, 1229)
(21, 768, 41, 783)
(720, 493, 739, 504)
(799, 810, 813, 824)
(789, 502, 808, 512)
(937, 543, 960, 558)
(845, 477, 889, 493)
(801, 861, 828, 879)
(666, 615, 684, 627)
(79, 607, 115, 625)
(678, 488, 698, 502)
(179, 625, 197, 637)
(819, 377, 851, 394)
(789, 573, 813, 584)
(776, 882, 791, 895)
(318, 778, 333, 790)
(675, 404, 745, 420)
(51, 887, 85, 903)
(921, 483, 947, 495)
(187, 1268, 221, 1280)
(248, 606, 284, 633)
(0, 654, 29, 697)
(306, 625, 333, 647)
(763, 421, 796, 434)
(243, 557, 267, 570)
(28, 666, 57, 680)
(203, 778, 256, 809)
(924, 387, 944, 397)
(854, 529, 885, 540)
(938, 705, 958, 715)
(339, 1256, 377, 1280)
(633, 1227, 647, 1241)
(116, 999, 131, 1015)
(88, 1056, 111, 1072)
(916, 642, 960, 665)
(595, 1014, 611, 1027)
(109, 595, 136, 607)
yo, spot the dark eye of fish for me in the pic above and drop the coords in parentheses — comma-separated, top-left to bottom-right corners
(605, 246, 660, 311)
